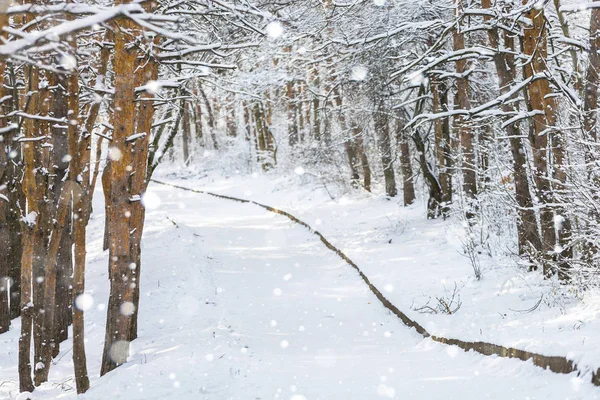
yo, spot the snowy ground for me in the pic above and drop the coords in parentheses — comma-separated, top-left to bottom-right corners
(0, 169, 599, 399)
(151, 167, 600, 377)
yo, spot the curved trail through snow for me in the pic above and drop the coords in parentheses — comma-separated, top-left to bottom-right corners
(127, 178, 597, 399)
(3, 178, 596, 400)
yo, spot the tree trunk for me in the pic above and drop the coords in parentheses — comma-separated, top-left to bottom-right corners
(101, 6, 143, 375)
(430, 76, 452, 211)
(34, 186, 72, 385)
(298, 81, 305, 142)
(584, 8, 600, 141)
(128, 34, 159, 341)
(194, 99, 203, 144)
(0, 12, 11, 331)
(522, 2, 560, 276)
(51, 71, 73, 349)
(454, 0, 477, 210)
(309, 67, 321, 141)
(72, 185, 90, 393)
(374, 101, 397, 197)
(226, 94, 237, 138)
(19, 62, 40, 394)
(287, 80, 299, 147)
(199, 86, 218, 150)
(580, 7, 600, 261)
(396, 118, 416, 206)
(182, 101, 191, 166)
(334, 89, 360, 187)
(354, 123, 371, 192)
(413, 128, 443, 218)
(478, 15, 543, 258)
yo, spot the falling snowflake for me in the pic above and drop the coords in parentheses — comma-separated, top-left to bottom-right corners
(266, 21, 284, 39)
(351, 65, 368, 81)
(108, 146, 122, 161)
(144, 80, 162, 95)
(75, 293, 94, 311)
(141, 191, 161, 210)
(108, 340, 130, 364)
(120, 301, 136, 316)
(59, 54, 77, 71)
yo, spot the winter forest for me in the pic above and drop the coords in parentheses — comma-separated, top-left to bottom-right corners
(5, 0, 600, 398)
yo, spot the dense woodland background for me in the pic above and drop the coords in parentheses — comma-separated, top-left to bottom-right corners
(2, 0, 600, 396)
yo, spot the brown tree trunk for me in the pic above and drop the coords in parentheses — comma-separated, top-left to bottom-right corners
(199, 86, 218, 149)
(194, 99, 203, 144)
(34, 185, 72, 385)
(102, 5, 159, 375)
(226, 94, 237, 138)
(50, 72, 73, 350)
(101, 8, 142, 375)
(481, 18, 543, 257)
(72, 185, 90, 393)
(0, 180, 9, 333)
(454, 0, 477, 209)
(413, 128, 443, 219)
(69, 28, 91, 392)
(0, 9, 11, 333)
(584, 8, 600, 141)
(309, 67, 321, 141)
(580, 7, 600, 262)
(19, 63, 40, 394)
(128, 34, 159, 341)
(396, 118, 416, 206)
(287, 80, 299, 147)
(182, 101, 191, 166)
(374, 101, 397, 197)
(354, 123, 371, 192)
(334, 89, 360, 187)
(253, 102, 275, 171)
(298, 81, 305, 142)
(430, 76, 452, 210)
(522, 2, 560, 276)
(4, 67, 21, 320)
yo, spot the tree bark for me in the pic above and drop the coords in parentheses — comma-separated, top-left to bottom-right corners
(19, 62, 40, 394)
(584, 8, 600, 141)
(430, 76, 452, 211)
(522, 2, 561, 276)
(353, 123, 371, 192)
(413, 128, 443, 219)
(334, 89, 360, 187)
(101, 8, 142, 375)
(374, 101, 397, 197)
(396, 118, 416, 206)
(194, 98, 203, 144)
(226, 94, 237, 138)
(287, 80, 299, 147)
(454, 0, 477, 209)
(481, 0, 542, 257)
(0, 8, 12, 333)
(182, 101, 191, 166)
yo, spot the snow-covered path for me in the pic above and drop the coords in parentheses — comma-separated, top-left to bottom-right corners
(2, 182, 599, 399)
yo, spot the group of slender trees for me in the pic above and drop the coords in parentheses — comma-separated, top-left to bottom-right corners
(0, 0, 271, 395)
(187, 0, 600, 282)
(2, 0, 600, 396)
